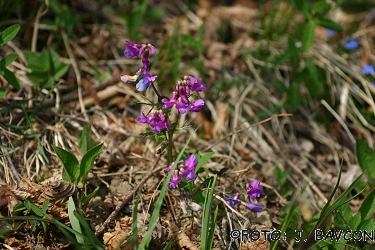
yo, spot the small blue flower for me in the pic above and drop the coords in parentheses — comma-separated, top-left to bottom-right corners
(345, 38, 358, 51)
(326, 29, 335, 36)
(224, 193, 241, 207)
(363, 64, 375, 75)
(246, 202, 264, 212)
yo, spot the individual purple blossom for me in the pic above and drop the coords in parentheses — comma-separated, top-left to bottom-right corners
(181, 155, 198, 180)
(345, 38, 358, 51)
(225, 193, 241, 207)
(189, 99, 205, 112)
(186, 76, 206, 92)
(326, 29, 335, 37)
(124, 41, 146, 57)
(161, 91, 177, 109)
(136, 72, 157, 91)
(246, 202, 264, 212)
(169, 170, 181, 189)
(363, 64, 375, 75)
(247, 180, 263, 199)
(164, 162, 174, 173)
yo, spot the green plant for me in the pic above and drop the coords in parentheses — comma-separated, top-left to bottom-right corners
(23, 48, 69, 90)
(0, 24, 21, 98)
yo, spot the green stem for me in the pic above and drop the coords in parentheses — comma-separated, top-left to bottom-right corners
(151, 83, 162, 100)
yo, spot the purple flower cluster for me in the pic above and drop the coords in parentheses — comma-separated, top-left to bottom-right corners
(162, 76, 206, 114)
(137, 110, 170, 133)
(122, 41, 157, 91)
(224, 180, 264, 213)
(165, 155, 199, 189)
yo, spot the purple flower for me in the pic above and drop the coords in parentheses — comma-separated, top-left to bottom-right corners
(246, 202, 264, 212)
(137, 111, 149, 123)
(136, 72, 157, 91)
(164, 162, 174, 173)
(187, 76, 206, 92)
(181, 155, 198, 180)
(363, 64, 375, 75)
(225, 193, 241, 207)
(162, 91, 177, 109)
(176, 97, 189, 114)
(345, 38, 358, 51)
(124, 41, 146, 58)
(188, 99, 205, 112)
(326, 29, 335, 37)
(137, 110, 170, 134)
(169, 170, 181, 189)
(247, 180, 263, 199)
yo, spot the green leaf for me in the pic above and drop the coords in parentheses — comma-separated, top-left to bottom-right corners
(333, 203, 352, 230)
(0, 54, 18, 67)
(288, 80, 301, 111)
(356, 139, 375, 179)
(73, 211, 105, 249)
(68, 197, 84, 244)
(315, 18, 343, 31)
(314, 0, 331, 15)
(0, 88, 6, 98)
(195, 152, 214, 173)
(349, 212, 361, 230)
(2, 68, 20, 90)
(301, 60, 324, 97)
(293, 0, 312, 20)
(358, 219, 375, 231)
(0, 24, 20, 46)
(139, 135, 193, 249)
(302, 20, 315, 52)
(358, 188, 375, 220)
(201, 175, 217, 250)
(78, 122, 95, 155)
(53, 146, 80, 184)
(54, 64, 69, 79)
(79, 143, 104, 180)
(81, 186, 100, 205)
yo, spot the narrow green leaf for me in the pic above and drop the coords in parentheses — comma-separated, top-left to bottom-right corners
(0, 54, 18, 67)
(288, 80, 300, 111)
(302, 20, 315, 52)
(303, 60, 324, 97)
(68, 197, 84, 244)
(0, 88, 6, 98)
(78, 121, 95, 155)
(81, 186, 100, 205)
(53, 146, 80, 184)
(2, 68, 20, 90)
(73, 211, 105, 249)
(79, 143, 104, 180)
(356, 139, 375, 179)
(207, 205, 218, 249)
(293, 0, 312, 19)
(315, 18, 343, 31)
(349, 212, 361, 230)
(201, 175, 217, 250)
(358, 188, 375, 221)
(358, 219, 375, 231)
(0, 24, 20, 46)
(314, 0, 331, 15)
(139, 135, 193, 249)
(54, 64, 69, 79)
(195, 152, 214, 173)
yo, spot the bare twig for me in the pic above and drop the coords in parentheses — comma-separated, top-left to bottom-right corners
(94, 155, 163, 236)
